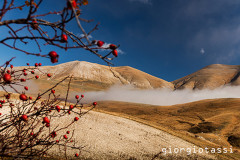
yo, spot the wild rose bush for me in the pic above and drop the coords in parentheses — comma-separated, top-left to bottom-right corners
(0, 0, 119, 158)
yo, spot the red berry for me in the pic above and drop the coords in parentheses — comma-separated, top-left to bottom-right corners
(51, 131, 57, 138)
(56, 140, 59, 143)
(112, 50, 118, 57)
(35, 63, 38, 67)
(3, 74, 11, 82)
(93, 102, 97, 106)
(37, 96, 41, 100)
(20, 94, 28, 101)
(75, 153, 79, 157)
(69, 105, 74, 110)
(38, 63, 42, 66)
(57, 109, 60, 112)
(51, 58, 58, 63)
(43, 117, 50, 124)
(31, 20, 38, 30)
(74, 117, 79, 121)
(21, 114, 28, 121)
(27, 63, 29, 66)
(29, 96, 32, 100)
(51, 90, 55, 94)
(75, 95, 79, 99)
(35, 75, 39, 79)
(5, 94, 10, 99)
(67, 0, 77, 9)
(81, 94, 84, 98)
(31, 71, 34, 74)
(109, 44, 117, 50)
(24, 72, 27, 76)
(63, 135, 68, 139)
(0, 113, 2, 116)
(47, 73, 51, 77)
(24, 86, 28, 90)
(72, 0, 77, 8)
(21, 78, 26, 82)
(6, 70, 10, 74)
(56, 105, 61, 110)
(97, 40, 104, 47)
(66, 131, 70, 134)
(0, 104, 2, 108)
(30, 132, 34, 136)
(68, 110, 71, 114)
(10, 65, 13, 69)
(46, 123, 50, 127)
(61, 34, 68, 42)
(2, 100, 5, 104)
(49, 51, 58, 59)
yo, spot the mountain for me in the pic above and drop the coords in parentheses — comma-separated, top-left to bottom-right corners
(172, 64, 240, 90)
(18, 62, 240, 92)
(37, 61, 174, 90)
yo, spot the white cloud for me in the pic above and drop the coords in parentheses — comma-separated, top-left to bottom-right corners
(78, 34, 93, 39)
(129, 0, 151, 4)
(76, 84, 240, 106)
(200, 48, 205, 54)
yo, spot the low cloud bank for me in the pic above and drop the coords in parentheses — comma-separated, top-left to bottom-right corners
(81, 85, 240, 106)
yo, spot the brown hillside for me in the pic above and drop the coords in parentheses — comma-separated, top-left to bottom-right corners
(172, 64, 240, 90)
(92, 99, 240, 159)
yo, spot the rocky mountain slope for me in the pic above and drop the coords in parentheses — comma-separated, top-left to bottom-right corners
(16, 62, 240, 91)
(172, 64, 240, 90)
(38, 61, 174, 90)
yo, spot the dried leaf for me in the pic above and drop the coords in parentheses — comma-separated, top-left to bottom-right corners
(25, 1, 30, 6)
(18, 7, 23, 10)
(76, 10, 81, 15)
(82, 0, 88, 5)
(33, 2, 39, 8)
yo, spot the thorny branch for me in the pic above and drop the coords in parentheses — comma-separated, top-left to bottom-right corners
(0, 58, 97, 159)
(0, 0, 119, 66)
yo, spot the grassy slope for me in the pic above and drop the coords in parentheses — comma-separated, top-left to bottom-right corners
(88, 99, 240, 160)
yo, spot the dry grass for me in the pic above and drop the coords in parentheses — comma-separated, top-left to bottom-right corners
(87, 98, 240, 160)
(2, 90, 239, 159)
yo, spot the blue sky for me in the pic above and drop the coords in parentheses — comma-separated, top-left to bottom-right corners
(1, 0, 240, 81)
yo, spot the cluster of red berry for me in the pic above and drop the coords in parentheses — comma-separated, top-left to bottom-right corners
(96, 40, 118, 57)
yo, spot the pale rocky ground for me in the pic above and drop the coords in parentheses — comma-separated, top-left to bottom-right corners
(49, 110, 215, 160)
(0, 100, 216, 160)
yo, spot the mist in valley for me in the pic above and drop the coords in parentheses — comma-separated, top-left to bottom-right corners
(80, 84, 240, 105)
